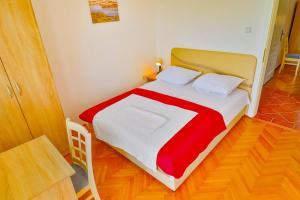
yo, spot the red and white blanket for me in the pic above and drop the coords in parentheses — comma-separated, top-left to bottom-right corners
(80, 88, 226, 178)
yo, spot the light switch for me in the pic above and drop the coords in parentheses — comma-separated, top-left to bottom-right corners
(245, 26, 252, 34)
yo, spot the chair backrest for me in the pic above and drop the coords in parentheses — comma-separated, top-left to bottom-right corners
(66, 119, 100, 200)
(66, 118, 90, 169)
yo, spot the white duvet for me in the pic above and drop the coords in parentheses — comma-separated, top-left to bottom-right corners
(93, 94, 197, 171)
(93, 81, 249, 172)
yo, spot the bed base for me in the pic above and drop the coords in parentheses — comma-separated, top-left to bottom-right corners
(107, 107, 247, 191)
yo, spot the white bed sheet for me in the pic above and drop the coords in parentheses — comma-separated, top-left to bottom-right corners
(140, 80, 249, 125)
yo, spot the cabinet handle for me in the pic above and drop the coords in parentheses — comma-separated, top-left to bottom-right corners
(14, 82, 22, 95)
(6, 86, 13, 98)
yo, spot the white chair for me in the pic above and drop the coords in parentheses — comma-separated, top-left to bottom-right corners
(66, 118, 100, 200)
(279, 37, 300, 80)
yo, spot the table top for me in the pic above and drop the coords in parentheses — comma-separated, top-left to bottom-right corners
(0, 136, 75, 200)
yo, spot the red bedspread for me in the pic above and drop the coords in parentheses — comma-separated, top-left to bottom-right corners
(80, 88, 226, 178)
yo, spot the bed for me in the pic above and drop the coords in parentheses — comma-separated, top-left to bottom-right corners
(80, 48, 257, 191)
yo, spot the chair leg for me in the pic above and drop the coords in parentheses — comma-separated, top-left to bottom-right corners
(77, 185, 91, 198)
(279, 60, 286, 74)
(293, 62, 300, 82)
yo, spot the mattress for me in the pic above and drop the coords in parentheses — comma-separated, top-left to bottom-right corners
(140, 80, 249, 125)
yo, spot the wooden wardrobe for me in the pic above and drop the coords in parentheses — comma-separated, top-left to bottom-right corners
(290, 3, 300, 53)
(0, 0, 68, 154)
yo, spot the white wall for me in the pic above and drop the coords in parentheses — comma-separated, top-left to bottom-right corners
(31, 0, 157, 121)
(155, 0, 276, 116)
(32, 0, 276, 119)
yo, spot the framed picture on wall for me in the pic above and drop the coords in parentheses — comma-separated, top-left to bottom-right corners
(88, 0, 120, 23)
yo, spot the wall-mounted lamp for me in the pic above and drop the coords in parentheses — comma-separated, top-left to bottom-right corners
(155, 58, 163, 73)
(155, 62, 163, 73)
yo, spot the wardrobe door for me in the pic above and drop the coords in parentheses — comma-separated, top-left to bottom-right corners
(0, 60, 32, 152)
(0, 0, 68, 153)
(290, 3, 300, 53)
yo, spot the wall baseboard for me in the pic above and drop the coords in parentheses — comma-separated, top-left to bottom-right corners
(264, 70, 275, 84)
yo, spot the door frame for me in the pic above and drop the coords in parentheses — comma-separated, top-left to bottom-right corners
(249, 0, 279, 117)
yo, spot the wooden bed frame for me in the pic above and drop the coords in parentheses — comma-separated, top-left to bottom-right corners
(93, 48, 257, 191)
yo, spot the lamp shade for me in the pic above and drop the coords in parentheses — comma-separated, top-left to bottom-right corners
(155, 62, 162, 67)
(155, 58, 163, 72)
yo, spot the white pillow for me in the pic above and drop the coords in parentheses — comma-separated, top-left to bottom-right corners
(157, 66, 201, 85)
(193, 73, 245, 97)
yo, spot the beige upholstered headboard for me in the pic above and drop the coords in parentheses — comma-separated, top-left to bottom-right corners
(171, 48, 257, 94)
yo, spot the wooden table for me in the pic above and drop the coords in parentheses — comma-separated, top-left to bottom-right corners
(0, 136, 77, 200)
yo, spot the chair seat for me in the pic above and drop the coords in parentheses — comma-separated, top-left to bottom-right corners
(71, 163, 88, 192)
(287, 53, 300, 59)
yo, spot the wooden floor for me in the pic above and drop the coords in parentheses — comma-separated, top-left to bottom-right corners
(265, 65, 300, 95)
(87, 117, 300, 200)
(256, 66, 300, 129)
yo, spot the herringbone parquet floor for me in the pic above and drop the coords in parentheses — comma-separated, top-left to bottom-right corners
(86, 117, 300, 200)
(257, 66, 300, 129)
